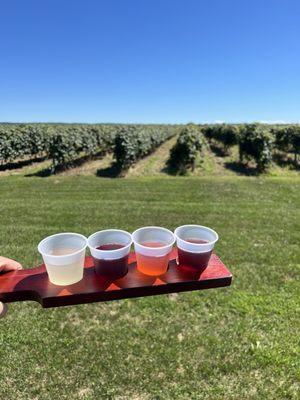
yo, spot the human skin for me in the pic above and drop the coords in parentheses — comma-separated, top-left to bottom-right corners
(0, 257, 22, 318)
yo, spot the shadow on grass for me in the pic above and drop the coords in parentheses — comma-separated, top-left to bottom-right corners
(273, 153, 299, 171)
(0, 156, 46, 172)
(161, 161, 189, 176)
(26, 151, 105, 178)
(96, 162, 123, 178)
(25, 167, 53, 177)
(224, 161, 259, 176)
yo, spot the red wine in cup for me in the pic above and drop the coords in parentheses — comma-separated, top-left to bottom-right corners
(93, 243, 128, 279)
(177, 238, 212, 270)
(96, 244, 125, 251)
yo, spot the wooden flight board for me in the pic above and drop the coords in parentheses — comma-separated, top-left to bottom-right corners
(0, 249, 232, 308)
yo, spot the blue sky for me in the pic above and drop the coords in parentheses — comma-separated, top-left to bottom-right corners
(0, 0, 299, 123)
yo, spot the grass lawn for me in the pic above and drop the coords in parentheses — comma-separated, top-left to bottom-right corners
(0, 175, 299, 399)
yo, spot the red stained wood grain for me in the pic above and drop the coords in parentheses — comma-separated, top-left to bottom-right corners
(0, 249, 232, 308)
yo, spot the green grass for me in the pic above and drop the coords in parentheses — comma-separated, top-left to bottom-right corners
(0, 175, 299, 399)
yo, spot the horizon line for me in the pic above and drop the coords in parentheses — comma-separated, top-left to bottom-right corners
(0, 120, 299, 125)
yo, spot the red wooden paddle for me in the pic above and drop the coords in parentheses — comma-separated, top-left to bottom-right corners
(0, 249, 232, 308)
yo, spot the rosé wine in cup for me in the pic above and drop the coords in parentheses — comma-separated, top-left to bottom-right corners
(88, 229, 132, 279)
(132, 227, 175, 276)
(174, 225, 218, 271)
(38, 233, 87, 286)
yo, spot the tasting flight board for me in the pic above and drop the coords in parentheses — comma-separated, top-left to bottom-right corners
(0, 249, 232, 308)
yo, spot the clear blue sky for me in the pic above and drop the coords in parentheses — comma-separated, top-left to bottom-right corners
(0, 0, 299, 123)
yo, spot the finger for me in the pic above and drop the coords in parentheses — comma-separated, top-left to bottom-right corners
(0, 257, 22, 273)
(0, 302, 8, 318)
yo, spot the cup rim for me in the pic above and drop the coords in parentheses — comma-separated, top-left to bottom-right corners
(87, 229, 132, 254)
(132, 226, 176, 250)
(174, 224, 219, 246)
(38, 232, 88, 258)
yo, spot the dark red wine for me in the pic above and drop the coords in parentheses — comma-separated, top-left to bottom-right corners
(177, 238, 211, 271)
(93, 243, 128, 279)
(96, 244, 125, 251)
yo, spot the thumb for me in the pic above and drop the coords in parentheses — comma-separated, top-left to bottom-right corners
(0, 302, 8, 319)
(0, 257, 22, 273)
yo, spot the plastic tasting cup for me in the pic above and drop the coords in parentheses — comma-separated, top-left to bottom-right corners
(132, 226, 175, 276)
(38, 233, 88, 286)
(88, 229, 132, 279)
(174, 225, 218, 271)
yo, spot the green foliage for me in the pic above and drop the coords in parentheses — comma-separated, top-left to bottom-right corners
(0, 124, 50, 164)
(239, 124, 274, 171)
(0, 123, 118, 168)
(272, 125, 300, 163)
(114, 125, 177, 170)
(47, 125, 120, 168)
(168, 125, 205, 173)
(290, 127, 300, 163)
(48, 128, 82, 167)
(0, 123, 176, 171)
(202, 124, 239, 154)
(1, 123, 298, 174)
(273, 127, 290, 152)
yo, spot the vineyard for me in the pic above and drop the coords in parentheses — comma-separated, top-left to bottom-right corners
(0, 123, 299, 175)
(0, 123, 178, 173)
(170, 123, 299, 174)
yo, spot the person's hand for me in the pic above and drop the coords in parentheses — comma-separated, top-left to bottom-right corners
(0, 256, 22, 273)
(0, 257, 22, 318)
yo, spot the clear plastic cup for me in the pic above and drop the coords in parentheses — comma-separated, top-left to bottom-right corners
(174, 225, 218, 271)
(88, 229, 132, 279)
(132, 226, 175, 276)
(38, 232, 88, 286)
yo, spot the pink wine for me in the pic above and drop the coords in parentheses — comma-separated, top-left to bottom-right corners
(177, 238, 212, 271)
(93, 243, 128, 279)
(136, 242, 169, 276)
(136, 242, 170, 276)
